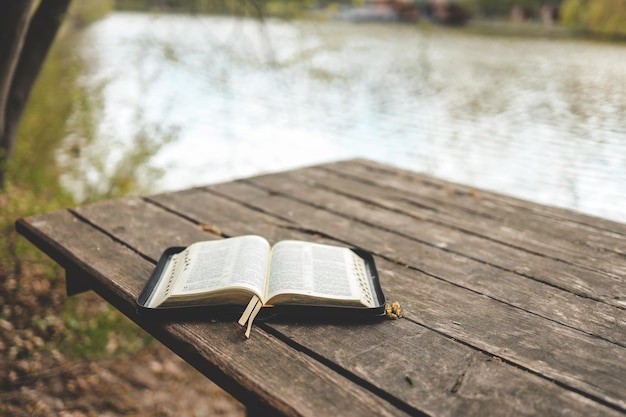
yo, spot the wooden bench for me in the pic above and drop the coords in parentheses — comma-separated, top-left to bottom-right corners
(16, 159, 626, 416)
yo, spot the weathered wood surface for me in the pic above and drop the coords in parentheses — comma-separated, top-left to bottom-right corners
(16, 159, 626, 417)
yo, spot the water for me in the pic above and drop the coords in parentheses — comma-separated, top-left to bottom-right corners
(73, 12, 626, 223)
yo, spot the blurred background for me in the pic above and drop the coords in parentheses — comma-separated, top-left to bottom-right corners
(1, 0, 624, 415)
(63, 0, 626, 222)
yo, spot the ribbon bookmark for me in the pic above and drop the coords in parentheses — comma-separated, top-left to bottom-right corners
(238, 295, 262, 338)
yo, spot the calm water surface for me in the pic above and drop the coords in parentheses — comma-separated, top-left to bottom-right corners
(73, 12, 626, 223)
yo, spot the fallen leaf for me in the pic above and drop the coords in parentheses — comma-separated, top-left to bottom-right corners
(200, 224, 222, 236)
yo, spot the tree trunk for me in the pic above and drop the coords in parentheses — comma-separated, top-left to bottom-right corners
(0, 1, 35, 162)
(0, 0, 72, 188)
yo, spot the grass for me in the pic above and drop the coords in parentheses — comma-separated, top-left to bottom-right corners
(0, 1, 166, 388)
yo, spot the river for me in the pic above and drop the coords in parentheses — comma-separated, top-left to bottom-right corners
(71, 12, 626, 223)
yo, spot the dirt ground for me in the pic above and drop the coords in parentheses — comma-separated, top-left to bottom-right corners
(0, 259, 245, 417)
(1, 338, 246, 417)
(1, 335, 246, 417)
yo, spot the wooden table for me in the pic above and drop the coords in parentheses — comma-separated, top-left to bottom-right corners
(16, 159, 626, 416)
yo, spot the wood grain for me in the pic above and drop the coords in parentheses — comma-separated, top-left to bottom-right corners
(16, 159, 626, 416)
(72, 194, 625, 416)
(16, 210, 409, 417)
(204, 173, 626, 410)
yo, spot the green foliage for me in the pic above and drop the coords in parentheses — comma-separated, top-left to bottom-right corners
(457, 0, 507, 17)
(61, 296, 154, 360)
(588, 0, 626, 36)
(70, 0, 115, 27)
(6, 40, 77, 194)
(115, 0, 260, 15)
(265, 1, 312, 18)
(560, 0, 584, 27)
(114, 0, 323, 17)
(560, 0, 626, 36)
(457, 0, 548, 18)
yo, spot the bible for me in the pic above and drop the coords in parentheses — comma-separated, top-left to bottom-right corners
(137, 235, 386, 337)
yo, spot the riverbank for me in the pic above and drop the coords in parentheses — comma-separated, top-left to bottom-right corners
(463, 18, 584, 39)
(461, 18, 626, 42)
(113, 0, 626, 43)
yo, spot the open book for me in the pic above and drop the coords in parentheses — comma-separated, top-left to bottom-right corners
(138, 235, 386, 337)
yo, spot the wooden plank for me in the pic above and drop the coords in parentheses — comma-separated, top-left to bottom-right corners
(72, 195, 221, 260)
(242, 165, 626, 308)
(16, 211, 151, 308)
(318, 161, 626, 278)
(15, 161, 626, 416)
(345, 159, 626, 260)
(264, 162, 626, 292)
(346, 159, 626, 265)
(202, 180, 626, 412)
(227, 174, 626, 345)
(74, 194, 624, 417)
(352, 158, 626, 236)
(15, 209, 411, 417)
(325, 159, 626, 248)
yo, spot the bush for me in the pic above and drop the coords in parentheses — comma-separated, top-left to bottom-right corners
(560, 0, 626, 37)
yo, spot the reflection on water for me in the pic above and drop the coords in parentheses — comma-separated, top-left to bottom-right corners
(76, 12, 626, 223)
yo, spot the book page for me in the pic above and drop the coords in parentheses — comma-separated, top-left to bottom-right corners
(169, 235, 270, 301)
(266, 240, 374, 307)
